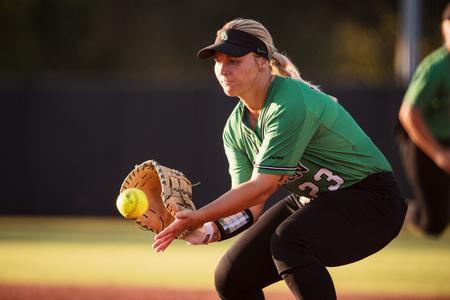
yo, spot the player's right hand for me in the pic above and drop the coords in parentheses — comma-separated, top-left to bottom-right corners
(153, 210, 200, 252)
(434, 148, 450, 174)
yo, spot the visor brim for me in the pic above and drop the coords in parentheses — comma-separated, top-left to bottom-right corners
(197, 42, 251, 59)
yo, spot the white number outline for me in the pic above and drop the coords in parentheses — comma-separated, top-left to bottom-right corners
(297, 168, 344, 197)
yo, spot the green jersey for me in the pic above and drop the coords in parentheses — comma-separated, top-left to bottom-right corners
(404, 46, 450, 140)
(223, 76, 392, 198)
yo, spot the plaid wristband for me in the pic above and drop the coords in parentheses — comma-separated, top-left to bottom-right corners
(214, 209, 254, 241)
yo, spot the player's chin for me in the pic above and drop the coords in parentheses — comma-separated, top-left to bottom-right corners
(221, 86, 238, 97)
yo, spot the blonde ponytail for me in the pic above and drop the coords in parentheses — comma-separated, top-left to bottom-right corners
(271, 51, 320, 90)
(270, 52, 301, 80)
(220, 18, 316, 88)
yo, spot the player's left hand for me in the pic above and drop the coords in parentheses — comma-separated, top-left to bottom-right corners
(152, 210, 200, 252)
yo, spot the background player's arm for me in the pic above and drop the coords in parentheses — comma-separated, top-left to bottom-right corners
(399, 102, 450, 173)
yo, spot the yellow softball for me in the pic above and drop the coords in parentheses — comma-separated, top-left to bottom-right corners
(116, 188, 149, 219)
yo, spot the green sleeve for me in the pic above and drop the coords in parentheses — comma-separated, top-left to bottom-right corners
(404, 60, 440, 109)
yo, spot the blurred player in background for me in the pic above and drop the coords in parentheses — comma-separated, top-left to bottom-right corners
(398, 2, 450, 237)
(154, 18, 407, 300)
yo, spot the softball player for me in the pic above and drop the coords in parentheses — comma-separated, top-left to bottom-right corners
(154, 18, 407, 300)
(398, 2, 450, 237)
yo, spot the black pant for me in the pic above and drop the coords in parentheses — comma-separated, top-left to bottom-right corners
(215, 172, 407, 300)
(398, 136, 450, 236)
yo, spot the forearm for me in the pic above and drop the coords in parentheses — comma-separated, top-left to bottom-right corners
(208, 203, 264, 242)
(196, 179, 277, 226)
(399, 104, 443, 160)
(184, 198, 264, 244)
(154, 174, 282, 250)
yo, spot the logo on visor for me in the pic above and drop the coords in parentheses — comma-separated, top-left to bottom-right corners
(220, 31, 228, 41)
(257, 48, 267, 54)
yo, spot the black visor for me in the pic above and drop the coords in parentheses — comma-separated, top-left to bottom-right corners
(197, 29, 269, 60)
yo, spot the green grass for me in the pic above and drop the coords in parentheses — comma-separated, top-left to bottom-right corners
(328, 231, 450, 296)
(0, 216, 449, 296)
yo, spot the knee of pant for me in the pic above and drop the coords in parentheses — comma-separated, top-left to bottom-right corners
(214, 260, 230, 298)
(270, 221, 313, 267)
(214, 255, 239, 298)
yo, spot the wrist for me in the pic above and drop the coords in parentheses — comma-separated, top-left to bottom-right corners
(210, 221, 222, 242)
(182, 221, 215, 245)
(201, 222, 215, 244)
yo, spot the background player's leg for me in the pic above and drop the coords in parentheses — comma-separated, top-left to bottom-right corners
(398, 136, 449, 235)
(415, 145, 450, 235)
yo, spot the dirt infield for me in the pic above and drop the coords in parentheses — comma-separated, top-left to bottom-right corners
(0, 284, 449, 300)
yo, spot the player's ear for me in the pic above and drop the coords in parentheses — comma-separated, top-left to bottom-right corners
(255, 55, 268, 71)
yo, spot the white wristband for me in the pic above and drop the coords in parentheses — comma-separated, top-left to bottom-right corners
(201, 222, 214, 244)
(182, 222, 215, 245)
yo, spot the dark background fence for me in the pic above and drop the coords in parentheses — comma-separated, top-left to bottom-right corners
(1, 79, 409, 216)
(2, 0, 448, 217)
